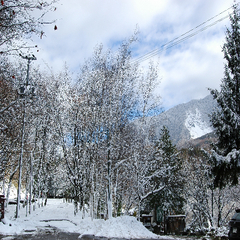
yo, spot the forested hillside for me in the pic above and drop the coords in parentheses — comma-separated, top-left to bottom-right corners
(147, 94, 217, 147)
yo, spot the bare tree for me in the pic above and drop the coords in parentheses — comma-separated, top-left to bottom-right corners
(0, 0, 57, 54)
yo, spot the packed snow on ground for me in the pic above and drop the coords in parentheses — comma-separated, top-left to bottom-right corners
(0, 199, 175, 239)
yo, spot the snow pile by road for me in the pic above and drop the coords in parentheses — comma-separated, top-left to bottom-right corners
(0, 199, 171, 239)
(78, 216, 158, 239)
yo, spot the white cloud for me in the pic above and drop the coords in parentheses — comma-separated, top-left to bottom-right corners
(28, 0, 234, 109)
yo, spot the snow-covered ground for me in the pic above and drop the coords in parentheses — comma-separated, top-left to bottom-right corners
(0, 199, 176, 239)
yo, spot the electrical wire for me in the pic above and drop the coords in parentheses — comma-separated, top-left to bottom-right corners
(131, 4, 237, 64)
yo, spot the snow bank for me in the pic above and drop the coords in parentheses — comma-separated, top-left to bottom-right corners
(78, 216, 158, 239)
(0, 199, 169, 239)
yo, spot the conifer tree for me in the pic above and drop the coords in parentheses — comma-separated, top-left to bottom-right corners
(209, 4, 240, 188)
(146, 126, 184, 216)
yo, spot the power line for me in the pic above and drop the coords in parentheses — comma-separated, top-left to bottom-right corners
(132, 6, 233, 63)
(134, 15, 229, 64)
(131, 4, 236, 64)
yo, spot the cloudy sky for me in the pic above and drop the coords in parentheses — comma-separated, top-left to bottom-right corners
(30, 0, 234, 110)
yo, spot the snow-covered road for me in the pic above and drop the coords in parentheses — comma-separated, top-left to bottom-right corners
(0, 199, 178, 239)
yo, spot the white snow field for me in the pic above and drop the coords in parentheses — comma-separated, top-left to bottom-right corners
(185, 108, 212, 139)
(0, 199, 176, 239)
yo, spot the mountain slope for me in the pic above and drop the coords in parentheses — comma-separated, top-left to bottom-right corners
(150, 95, 217, 147)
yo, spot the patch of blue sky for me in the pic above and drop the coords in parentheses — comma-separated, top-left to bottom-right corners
(65, 128, 109, 147)
(107, 37, 133, 54)
(130, 30, 183, 61)
(128, 104, 164, 122)
(162, 42, 189, 57)
(64, 133, 73, 147)
(147, 106, 164, 117)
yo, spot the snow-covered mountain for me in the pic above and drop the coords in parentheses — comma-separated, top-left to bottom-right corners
(150, 95, 217, 147)
(185, 108, 213, 139)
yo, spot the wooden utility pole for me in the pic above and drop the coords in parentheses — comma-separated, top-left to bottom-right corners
(15, 54, 36, 218)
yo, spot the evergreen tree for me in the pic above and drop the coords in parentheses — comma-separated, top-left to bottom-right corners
(209, 4, 240, 188)
(146, 126, 185, 216)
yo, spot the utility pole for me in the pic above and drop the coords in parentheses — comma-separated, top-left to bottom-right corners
(19, 54, 37, 85)
(16, 54, 36, 218)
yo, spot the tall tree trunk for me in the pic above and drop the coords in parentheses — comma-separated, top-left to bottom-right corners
(16, 100, 26, 218)
(107, 149, 112, 219)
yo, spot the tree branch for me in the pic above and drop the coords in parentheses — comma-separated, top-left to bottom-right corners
(140, 185, 165, 201)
